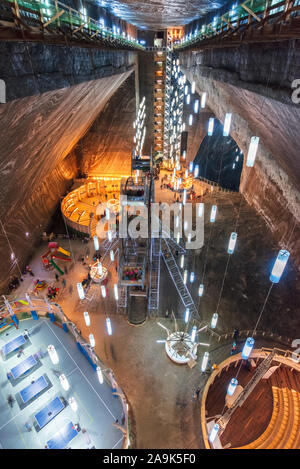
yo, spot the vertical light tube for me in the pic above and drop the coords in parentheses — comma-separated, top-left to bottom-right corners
(93, 235, 99, 251)
(114, 284, 119, 300)
(77, 282, 85, 300)
(201, 92, 207, 108)
(223, 113, 232, 136)
(201, 351, 209, 372)
(241, 337, 255, 360)
(227, 378, 238, 396)
(210, 205, 217, 223)
(96, 366, 104, 384)
(106, 317, 112, 336)
(198, 203, 204, 217)
(227, 232, 237, 254)
(209, 423, 219, 443)
(246, 136, 259, 167)
(270, 249, 290, 283)
(84, 311, 90, 326)
(191, 325, 197, 343)
(211, 313, 218, 329)
(101, 285, 106, 298)
(183, 269, 187, 284)
(208, 117, 214, 136)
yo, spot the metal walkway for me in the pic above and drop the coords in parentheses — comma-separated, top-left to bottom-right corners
(161, 239, 199, 318)
(100, 236, 118, 255)
(175, 0, 300, 51)
(164, 233, 186, 255)
(0, 0, 144, 51)
(217, 350, 276, 431)
(148, 237, 161, 313)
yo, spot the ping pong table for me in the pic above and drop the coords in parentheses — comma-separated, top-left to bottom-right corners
(19, 375, 48, 404)
(10, 355, 37, 380)
(47, 421, 78, 449)
(35, 397, 65, 429)
(1, 335, 26, 357)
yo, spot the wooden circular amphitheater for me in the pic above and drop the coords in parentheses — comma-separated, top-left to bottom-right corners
(202, 348, 300, 449)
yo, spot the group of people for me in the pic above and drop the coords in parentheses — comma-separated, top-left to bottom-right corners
(8, 275, 22, 291)
(47, 285, 59, 300)
(123, 267, 143, 282)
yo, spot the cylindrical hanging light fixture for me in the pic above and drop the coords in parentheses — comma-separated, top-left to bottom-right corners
(208, 117, 214, 136)
(227, 232, 237, 254)
(270, 249, 290, 283)
(83, 311, 90, 326)
(227, 378, 238, 396)
(246, 136, 259, 167)
(211, 313, 218, 329)
(93, 235, 99, 251)
(241, 337, 254, 360)
(201, 351, 209, 372)
(191, 325, 197, 342)
(223, 113, 232, 136)
(106, 317, 112, 336)
(210, 205, 217, 223)
(209, 423, 219, 443)
(89, 333, 95, 347)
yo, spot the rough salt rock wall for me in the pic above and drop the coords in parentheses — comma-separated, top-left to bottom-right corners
(181, 41, 300, 105)
(0, 69, 133, 292)
(181, 68, 300, 269)
(0, 41, 136, 101)
(79, 73, 136, 177)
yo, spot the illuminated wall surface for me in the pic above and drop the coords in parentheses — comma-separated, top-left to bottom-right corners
(194, 118, 243, 191)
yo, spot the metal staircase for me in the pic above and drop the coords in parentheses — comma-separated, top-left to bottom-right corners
(117, 286, 128, 311)
(164, 232, 186, 255)
(217, 350, 276, 431)
(161, 239, 198, 318)
(148, 237, 161, 313)
(100, 235, 118, 253)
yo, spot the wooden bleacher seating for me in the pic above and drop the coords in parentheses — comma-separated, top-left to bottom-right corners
(236, 385, 300, 449)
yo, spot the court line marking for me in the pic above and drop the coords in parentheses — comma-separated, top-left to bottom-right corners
(112, 435, 123, 449)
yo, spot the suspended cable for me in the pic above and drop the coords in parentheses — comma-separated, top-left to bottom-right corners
(0, 219, 23, 277)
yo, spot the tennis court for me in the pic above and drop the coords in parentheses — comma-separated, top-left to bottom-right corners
(0, 318, 124, 449)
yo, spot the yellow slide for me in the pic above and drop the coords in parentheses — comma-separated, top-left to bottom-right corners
(57, 247, 70, 257)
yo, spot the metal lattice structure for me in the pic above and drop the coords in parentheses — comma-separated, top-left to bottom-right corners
(175, 0, 300, 50)
(0, 0, 144, 50)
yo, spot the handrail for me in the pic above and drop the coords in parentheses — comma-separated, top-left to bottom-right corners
(2, 0, 145, 51)
(175, 0, 300, 50)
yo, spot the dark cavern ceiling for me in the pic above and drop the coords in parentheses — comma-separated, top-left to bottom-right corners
(91, 0, 224, 29)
